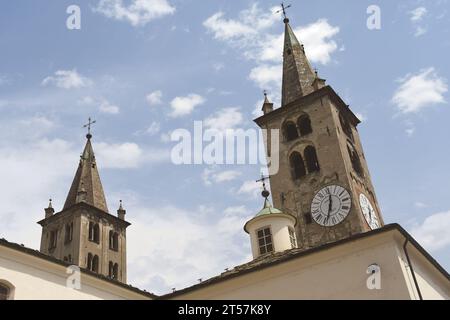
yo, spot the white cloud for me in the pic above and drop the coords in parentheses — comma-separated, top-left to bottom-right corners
(78, 96, 120, 114)
(212, 63, 225, 72)
(146, 121, 161, 135)
(93, 0, 175, 27)
(411, 211, 450, 252)
(354, 112, 367, 122)
(99, 99, 120, 114)
(409, 7, 427, 22)
(95, 142, 169, 169)
(414, 26, 427, 37)
(0, 74, 11, 86)
(42, 69, 92, 89)
(392, 68, 448, 114)
(204, 107, 243, 132)
(249, 64, 281, 89)
(169, 94, 205, 117)
(414, 202, 428, 209)
(146, 90, 163, 106)
(127, 204, 253, 294)
(202, 167, 242, 185)
(237, 180, 261, 198)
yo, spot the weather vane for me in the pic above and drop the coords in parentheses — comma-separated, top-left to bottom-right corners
(83, 117, 96, 138)
(276, 3, 292, 20)
(256, 173, 271, 199)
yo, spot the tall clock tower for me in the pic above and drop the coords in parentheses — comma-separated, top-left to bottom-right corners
(254, 17, 384, 251)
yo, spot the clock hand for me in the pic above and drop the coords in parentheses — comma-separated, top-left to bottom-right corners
(327, 195, 333, 220)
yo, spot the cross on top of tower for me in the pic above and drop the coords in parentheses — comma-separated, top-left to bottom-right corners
(276, 2, 292, 23)
(83, 117, 96, 139)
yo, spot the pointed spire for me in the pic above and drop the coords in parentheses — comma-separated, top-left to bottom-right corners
(262, 90, 274, 115)
(281, 18, 318, 106)
(63, 134, 109, 213)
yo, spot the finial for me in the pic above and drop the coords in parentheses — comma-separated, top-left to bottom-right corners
(83, 117, 96, 139)
(276, 3, 292, 23)
(256, 173, 270, 199)
(48, 198, 53, 209)
(119, 200, 124, 210)
(314, 68, 318, 77)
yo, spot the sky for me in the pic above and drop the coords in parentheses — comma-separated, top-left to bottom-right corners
(0, 0, 449, 295)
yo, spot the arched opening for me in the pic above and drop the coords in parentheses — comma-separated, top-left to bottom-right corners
(347, 144, 364, 177)
(283, 121, 299, 142)
(340, 113, 354, 140)
(113, 264, 119, 280)
(87, 253, 93, 270)
(92, 255, 99, 273)
(289, 152, 306, 180)
(89, 222, 100, 243)
(304, 146, 320, 173)
(109, 261, 114, 278)
(0, 281, 14, 300)
(298, 115, 312, 136)
(109, 231, 119, 251)
(65, 222, 73, 244)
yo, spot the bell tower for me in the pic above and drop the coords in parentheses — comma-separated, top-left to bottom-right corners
(254, 15, 384, 251)
(38, 120, 130, 283)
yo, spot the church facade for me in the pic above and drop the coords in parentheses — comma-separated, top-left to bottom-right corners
(0, 15, 449, 300)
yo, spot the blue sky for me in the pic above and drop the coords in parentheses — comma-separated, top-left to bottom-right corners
(0, 0, 449, 295)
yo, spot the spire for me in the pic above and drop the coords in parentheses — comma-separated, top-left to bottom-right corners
(63, 132, 109, 213)
(45, 199, 55, 218)
(281, 18, 317, 106)
(262, 90, 274, 115)
(117, 200, 126, 220)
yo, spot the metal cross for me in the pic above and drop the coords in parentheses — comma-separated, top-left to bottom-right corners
(83, 117, 96, 136)
(276, 3, 292, 19)
(256, 173, 270, 190)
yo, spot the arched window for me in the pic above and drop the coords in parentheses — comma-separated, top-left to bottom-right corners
(92, 255, 99, 273)
(0, 283, 11, 300)
(283, 121, 299, 142)
(304, 146, 320, 173)
(113, 264, 119, 280)
(89, 222, 100, 243)
(290, 152, 306, 180)
(65, 222, 73, 244)
(298, 115, 312, 136)
(109, 231, 119, 251)
(347, 144, 364, 177)
(340, 113, 354, 140)
(87, 253, 93, 270)
(109, 261, 114, 278)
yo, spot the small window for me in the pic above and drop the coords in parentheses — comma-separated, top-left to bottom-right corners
(92, 255, 99, 273)
(0, 283, 10, 300)
(283, 121, 299, 142)
(89, 222, 100, 244)
(304, 146, 320, 173)
(113, 264, 119, 280)
(347, 144, 364, 177)
(256, 227, 274, 255)
(290, 152, 306, 180)
(340, 113, 354, 140)
(109, 261, 114, 278)
(87, 253, 93, 270)
(65, 222, 73, 244)
(288, 227, 297, 249)
(298, 115, 313, 136)
(109, 231, 119, 251)
(49, 230, 58, 250)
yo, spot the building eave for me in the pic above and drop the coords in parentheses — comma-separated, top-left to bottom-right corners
(160, 223, 449, 299)
(0, 238, 155, 299)
(254, 85, 361, 127)
(37, 202, 131, 228)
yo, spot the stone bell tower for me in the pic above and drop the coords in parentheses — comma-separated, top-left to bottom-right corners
(254, 15, 384, 251)
(38, 120, 130, 283)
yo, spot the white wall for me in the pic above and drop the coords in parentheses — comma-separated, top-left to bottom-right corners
(0, 245, 151, 300)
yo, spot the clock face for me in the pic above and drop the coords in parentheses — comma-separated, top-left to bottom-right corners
(311, 185, 352, 227)
(359, 194, 380, 230)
